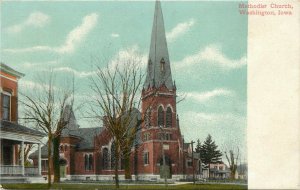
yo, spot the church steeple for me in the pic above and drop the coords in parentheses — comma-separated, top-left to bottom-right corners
(144, 0, 173, 90)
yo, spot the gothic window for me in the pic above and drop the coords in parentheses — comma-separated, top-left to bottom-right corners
(160, 58, 165, 72)
(158, 133, 171, 140)
(148, 59, 152, 73)
(89, 154, 93, 170)
(143, 152, 149, 165)
(157, 106, 164, 127)
(165, 133, 172, 140)
(102, 148, 109, 170)
(2, 93, 11, 121)
(120, 153, 125, 170)
(166, 107, 172, 128)
(144, 132, 151, 141)
(111, 142, 116, 169)
(84, 154, 89, 170)
(145, 108, 151, 128)
(84, 154, 93, 171)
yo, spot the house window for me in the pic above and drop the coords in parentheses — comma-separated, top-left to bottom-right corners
(2, 93, 11, 121)
(42, 160, 48, 172)
(143, 152, 149, 165)
(157, 106, 164, 127)
(145, 108, 151, 128)
(166, 107, 172, 128)
(102, 148, 109, 170)
(187, 160, 192, 167)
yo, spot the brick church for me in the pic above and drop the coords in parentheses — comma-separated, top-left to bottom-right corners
(30, 1, 200, 181)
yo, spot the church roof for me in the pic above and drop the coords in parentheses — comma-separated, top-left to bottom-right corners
(77, 127, 103, 150)
(144, 1, 173, 90)
(61, 104, 81, 138)
(29, 127, 104, 159)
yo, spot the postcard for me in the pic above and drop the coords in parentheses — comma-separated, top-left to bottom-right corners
(0, 0, 299, 189)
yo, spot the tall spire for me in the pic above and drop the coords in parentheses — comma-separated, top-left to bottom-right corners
(144, 0, 173, 90)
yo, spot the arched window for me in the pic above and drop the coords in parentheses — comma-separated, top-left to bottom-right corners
(148, 59, 152, 73)
(89, 154, 93, 170)
(64, 145, 68, 151)
(111, 142, 116, 169)
(166, 107, 172, 128)
(60, 145, 63, 152)
(120, 153, 125, 170)
(102, 148, 109, 170)
(160, 58, 165, 72)
(157, 106, 164, 127)
(84, 154, 89, 170)
(145, 108, 151, 128)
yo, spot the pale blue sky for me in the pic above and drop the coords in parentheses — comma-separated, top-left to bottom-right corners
(1, 1, 247, 160)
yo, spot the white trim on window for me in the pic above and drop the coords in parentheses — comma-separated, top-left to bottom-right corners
(2, 92, 12, 121)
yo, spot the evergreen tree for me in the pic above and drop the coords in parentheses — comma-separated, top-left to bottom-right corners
(195, 139, 201, 153)
(200, 134, 222, 164)
(200, 134, 222, 178)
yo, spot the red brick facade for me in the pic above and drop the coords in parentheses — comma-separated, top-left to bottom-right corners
(137, 85, 184, 176)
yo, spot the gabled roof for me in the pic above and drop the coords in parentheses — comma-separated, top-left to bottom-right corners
(0, 63, 25, 78)
(77, 127, 103, 150)
(144, 1, 173, 90)
(1, 120, 45, 137)
(29, 127, 104, 159)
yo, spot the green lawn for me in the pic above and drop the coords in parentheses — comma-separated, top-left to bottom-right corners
(2, 183, 247, 190)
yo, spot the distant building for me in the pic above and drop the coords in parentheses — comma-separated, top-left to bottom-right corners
(0, 63, 45, 183)
(202, 161, 230, 179)
(30, 1, 200, 181)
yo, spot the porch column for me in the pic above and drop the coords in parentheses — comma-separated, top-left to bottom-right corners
(21, 141, 25, 176)
(38, 143, 41, 175)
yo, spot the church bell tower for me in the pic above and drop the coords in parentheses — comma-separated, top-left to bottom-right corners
(139, 1, 183, 177)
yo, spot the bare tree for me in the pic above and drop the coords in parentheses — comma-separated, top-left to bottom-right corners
(20, 72, 74, 186)
(89, 57, 144, 188)
(224, 147, 239, 180)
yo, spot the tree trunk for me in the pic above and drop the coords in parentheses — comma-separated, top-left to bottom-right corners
(208, 163, 210, 179)
(114, 142, 120, 188)
(53, 136, 60, 183)
(124, 152, 131, 180)
(230, 165, 237, 180)
(47, 135, 52, 187)
(134, 144, 139, 181)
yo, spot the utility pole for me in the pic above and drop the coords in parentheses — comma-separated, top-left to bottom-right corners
(191, 140, 195, 185)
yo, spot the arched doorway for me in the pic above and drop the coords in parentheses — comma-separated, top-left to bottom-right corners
(59, 158, 67, 178)
(159, 155, 172, 179)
